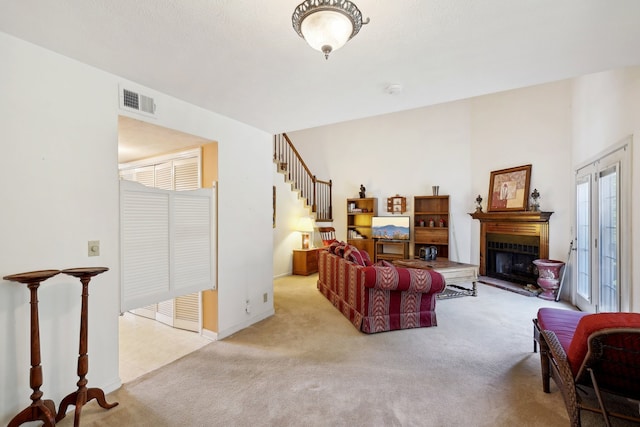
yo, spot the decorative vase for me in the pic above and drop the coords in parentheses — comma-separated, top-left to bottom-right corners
(532, 259, 565, 301)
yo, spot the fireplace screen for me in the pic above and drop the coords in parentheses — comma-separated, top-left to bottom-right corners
(486, 233, 539, 284)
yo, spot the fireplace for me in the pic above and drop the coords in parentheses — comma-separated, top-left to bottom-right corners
(470, 211, 552, 284)
(486, 233, 539, 284)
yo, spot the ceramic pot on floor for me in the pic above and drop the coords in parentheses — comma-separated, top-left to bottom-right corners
(533, 259, 565, 301)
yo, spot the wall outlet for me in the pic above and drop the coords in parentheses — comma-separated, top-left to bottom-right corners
(263, 293, 268, 303)
(88, 240, 100, 257)
(245, 299, 251, 314)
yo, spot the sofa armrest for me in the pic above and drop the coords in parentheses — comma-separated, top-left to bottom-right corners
(362, 266, 445, 293)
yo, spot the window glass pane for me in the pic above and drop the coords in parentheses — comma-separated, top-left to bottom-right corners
(599, 165, 618, 312)
(576, 178, 590, 300)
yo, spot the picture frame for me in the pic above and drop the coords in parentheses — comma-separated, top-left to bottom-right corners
(272, 186, 276, 228)
(386, 195, 407, 214)
(487, 164, 532, 212)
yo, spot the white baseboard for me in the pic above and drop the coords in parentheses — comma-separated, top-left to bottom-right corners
(217, 309, 275, 340)
(201, 328, 218, 341)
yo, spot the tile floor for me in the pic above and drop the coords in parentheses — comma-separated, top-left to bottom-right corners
(118, 312, 211, 383)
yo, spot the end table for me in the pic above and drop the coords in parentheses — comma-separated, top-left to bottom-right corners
(292, 247, 321, 276)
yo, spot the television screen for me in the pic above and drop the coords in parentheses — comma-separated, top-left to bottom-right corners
(372, 216, 410, 240)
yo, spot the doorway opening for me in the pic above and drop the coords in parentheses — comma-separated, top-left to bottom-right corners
(118, 115, 218, 382)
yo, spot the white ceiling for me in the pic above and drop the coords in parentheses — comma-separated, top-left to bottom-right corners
(2, 0, 640, 137)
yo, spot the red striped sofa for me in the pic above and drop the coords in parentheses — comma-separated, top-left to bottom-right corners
(317, 248, 446, 333)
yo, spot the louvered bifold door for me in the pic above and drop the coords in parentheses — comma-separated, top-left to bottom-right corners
(174, 157, 200, 191)
(154, 161, 173, 190)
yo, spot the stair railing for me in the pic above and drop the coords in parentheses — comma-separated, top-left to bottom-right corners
(273, 133, 332, 221)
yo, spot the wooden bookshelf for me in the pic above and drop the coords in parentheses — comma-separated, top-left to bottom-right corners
(414, 195, 449, 259)
(347, 197, 377, 258)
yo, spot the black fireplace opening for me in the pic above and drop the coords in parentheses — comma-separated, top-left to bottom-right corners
(486, 233, 539, 284)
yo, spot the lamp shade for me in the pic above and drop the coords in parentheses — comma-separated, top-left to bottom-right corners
(297, 216, 315, 232)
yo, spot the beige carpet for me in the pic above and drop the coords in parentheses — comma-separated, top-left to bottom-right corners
(59, 275, 637, 426)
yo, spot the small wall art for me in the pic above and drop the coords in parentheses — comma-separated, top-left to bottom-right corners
(387, 195, 407, 214)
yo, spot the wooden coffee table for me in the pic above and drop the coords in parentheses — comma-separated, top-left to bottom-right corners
(394, 258, 479, 296)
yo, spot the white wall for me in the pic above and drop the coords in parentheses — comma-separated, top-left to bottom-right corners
(571, 66, 640, 311)
(0, 31, 273, 424)
(287, 82, 572, 268)
(470, 80, 573, 265)
(288, 100, 474, 263)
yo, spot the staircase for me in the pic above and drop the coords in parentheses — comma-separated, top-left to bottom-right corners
(274, 133, 332, 222)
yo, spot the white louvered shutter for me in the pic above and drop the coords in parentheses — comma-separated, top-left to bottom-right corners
(121, 187, 171, 308)
(119, 149, 213, 332)
(135, 166, 155, 187)
(155, 161, 173, 190)
(120, 181, 214, 312)
(172, 156, 202, 331)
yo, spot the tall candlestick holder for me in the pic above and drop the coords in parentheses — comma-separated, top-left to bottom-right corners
(3, 269, 61, 427)
(56, 267, 118, 425)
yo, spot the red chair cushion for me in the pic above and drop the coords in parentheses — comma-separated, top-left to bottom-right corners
(537, 308, 587, 355)
(567, 312, 640, 376)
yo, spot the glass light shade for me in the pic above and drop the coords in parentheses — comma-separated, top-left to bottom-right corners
(300, 10, 353, 58)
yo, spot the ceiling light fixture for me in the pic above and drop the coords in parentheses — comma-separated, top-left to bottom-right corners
(292, 0, 369, 60)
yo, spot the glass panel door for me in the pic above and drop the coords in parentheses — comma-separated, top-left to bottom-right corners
(574, 141, 629, 313)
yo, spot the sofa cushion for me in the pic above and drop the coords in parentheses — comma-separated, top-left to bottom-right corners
(328, 240, 346, 256)
(344, 245, 367, 266)
(363, 265, 446, 293)
(360, 250, 373, 266)
(375, 260, 395, 268)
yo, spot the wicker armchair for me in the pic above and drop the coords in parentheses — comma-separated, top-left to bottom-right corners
(536, 309, 640, 427)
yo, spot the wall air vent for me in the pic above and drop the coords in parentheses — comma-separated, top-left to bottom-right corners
(119, 85, 156, 117)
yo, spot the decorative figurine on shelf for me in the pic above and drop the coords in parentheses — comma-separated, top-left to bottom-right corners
(530, 188, 540, 212)
(359, 184, 366, 198)
(475, 194, 483, 212)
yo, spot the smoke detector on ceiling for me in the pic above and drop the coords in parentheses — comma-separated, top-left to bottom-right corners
(385, 84, 403, 95)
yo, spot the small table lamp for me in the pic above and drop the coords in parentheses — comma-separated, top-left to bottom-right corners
(297, 217, 315, 249)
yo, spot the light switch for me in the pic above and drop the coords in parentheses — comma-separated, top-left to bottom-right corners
(88, 240, 100, 257)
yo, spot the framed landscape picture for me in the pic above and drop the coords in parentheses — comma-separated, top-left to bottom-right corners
(487, 164, 532, 212)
